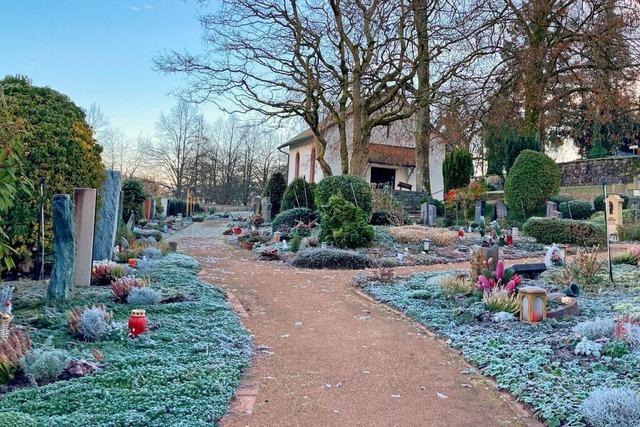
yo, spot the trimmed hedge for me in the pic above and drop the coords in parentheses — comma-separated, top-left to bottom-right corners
(271, 208, 318, 232)
(315, 176, 373, 215)
(558, 201, 594, 220)
(504, 150, 560, 216)
(522, 217, 605, 246)
(291, 248, 371, 269)
(281, 178, 316, 211)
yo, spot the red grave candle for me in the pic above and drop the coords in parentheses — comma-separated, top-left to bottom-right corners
(128, 309, 147, 337)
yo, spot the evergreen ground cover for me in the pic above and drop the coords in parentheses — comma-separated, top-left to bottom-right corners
(0, 253, 251, 426)
(363, 268, 640, 426)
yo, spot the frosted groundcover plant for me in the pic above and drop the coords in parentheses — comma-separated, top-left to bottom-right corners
(364, 272, 640, 426)
(0, 254, 251, 426)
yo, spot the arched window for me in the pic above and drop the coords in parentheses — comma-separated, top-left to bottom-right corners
(310, 147, 316, 182)
(294, 152, 301, 179)
(609, 201, 614, 215)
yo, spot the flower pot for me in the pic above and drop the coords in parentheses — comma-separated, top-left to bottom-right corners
(128, 309, 147, 337)
(240, 241, 255, 250)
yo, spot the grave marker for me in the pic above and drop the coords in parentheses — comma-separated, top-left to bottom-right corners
(48, 195, 76, 305)
(495, 200, 508, 219)
(606, 194, 624, 241)
(93, 170, 121, 261)
(73, 188, 96, 287)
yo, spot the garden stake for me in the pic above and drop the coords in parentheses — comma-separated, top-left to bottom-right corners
(38, 176, 45, 281)
(599, 177, 613, 283)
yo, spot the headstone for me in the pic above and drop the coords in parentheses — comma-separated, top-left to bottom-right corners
(161, 198, 169, 217)
(606, 194, 624, 241)
(512, 227, 519, 241)
(495, 200, 508, 219)
(48, 195, 76, 305)
(261, 197, 272, 222)
(427, 204, 437, 226)
(546, 201, 562, 218)
(420, 202, 428, 225)
(252, 196, 262, 215)
(93, 170, 121, 261)
(143, 197, 152, 220)
(474, 200, 486, 224)
(73, 188, 96, 287)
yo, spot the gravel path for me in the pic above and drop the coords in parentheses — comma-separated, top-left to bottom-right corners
(172, 220, 539, 427)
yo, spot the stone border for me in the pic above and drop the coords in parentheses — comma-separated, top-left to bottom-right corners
(352, 286, 544, 427)
(221, 291, 258, 422)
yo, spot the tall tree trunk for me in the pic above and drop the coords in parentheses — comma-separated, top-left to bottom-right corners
(413, 0, 432, 193)
(349, 78, 369, 176)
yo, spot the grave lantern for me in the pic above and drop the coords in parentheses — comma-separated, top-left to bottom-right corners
(422, 239, 431, 252)
(128, 309, 147, 337)
(518, 286, 547, 323)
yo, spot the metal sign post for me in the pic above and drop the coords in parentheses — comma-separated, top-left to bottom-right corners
(599, 177, 613, 283)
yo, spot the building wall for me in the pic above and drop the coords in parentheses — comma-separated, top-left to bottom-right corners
(286, 116, 445, 200)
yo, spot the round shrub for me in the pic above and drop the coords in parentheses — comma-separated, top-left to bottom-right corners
(504, 150, 560, 216)
(522, 217, 605, 246)
(281, 178, 316, 211)
(558, 201, 594, 220)
(22, 348, 68, 385)
(581, 387, 640, 427)
(141, 247, 163, 260)
(271, 208, 318, 232)
(1, 75, 105, 262)
(291, 248, 371, 269)
(443, 148, 473, 191)
(127, 287, 162, 305)
(370, 211, 391, 226)
(320, 194, 374, 248)
(315, 175, 373, 215)
(263, 172, 287, 215)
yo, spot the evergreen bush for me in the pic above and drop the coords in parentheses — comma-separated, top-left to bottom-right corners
(271, 208, 318, 232)
(504, 150, 560, 216)
(315, 175, 373, 215)
(443, 148, 473, 191)
(320, 194, 374, 249)
(122, 178, 146, 222)
(281, 178, 316, 211)
(22, 348, 68, 385)
(522, 217, 605, 246)
(593, 194, 629, 212)
(263, 172, 287, 215)
(1, 75, 104, 262)
(558, 201, 594, 220)
(291, 248, 371, 269)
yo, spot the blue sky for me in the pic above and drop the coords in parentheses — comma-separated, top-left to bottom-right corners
(1, 0, 222, 137)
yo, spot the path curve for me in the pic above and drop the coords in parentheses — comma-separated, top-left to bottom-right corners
(172, 220, 540, 427)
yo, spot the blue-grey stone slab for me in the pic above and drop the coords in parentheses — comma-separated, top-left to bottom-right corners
(48, 194, 76, 305)
(93, 170, 121, 261)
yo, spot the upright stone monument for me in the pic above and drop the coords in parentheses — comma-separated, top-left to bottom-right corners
(48, 195, 76, 305)
(160, 198, 169, 217)
(546, 201, 562, 218)
(420, 202, 428, 225)
(261, 197, 272, 222)
(427, 204, 437, 226)
(73, 188, 96, 287)
(474, 200, 486, 224)
(495, 200, 508, 220)
(606, 194, 624, 241)
(93, 170, 121, 261)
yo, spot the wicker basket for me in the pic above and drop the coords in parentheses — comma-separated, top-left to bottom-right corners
(0, 313, 13, 342)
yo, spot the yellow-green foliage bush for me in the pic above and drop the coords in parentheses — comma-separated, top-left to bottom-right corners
(1, 76, 104, 263)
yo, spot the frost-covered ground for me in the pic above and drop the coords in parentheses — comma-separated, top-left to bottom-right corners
(364, 269, 640, 426)
(0, 253, 251, 426)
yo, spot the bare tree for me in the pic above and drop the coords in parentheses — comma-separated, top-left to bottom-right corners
(149, 100, 201, 198)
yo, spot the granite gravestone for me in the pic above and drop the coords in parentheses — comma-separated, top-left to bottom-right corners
(93, 170, 121, 261)
(48, 195, 76, 305)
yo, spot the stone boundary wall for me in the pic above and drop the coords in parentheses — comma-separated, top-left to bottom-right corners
(558, 156, 640, 186)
